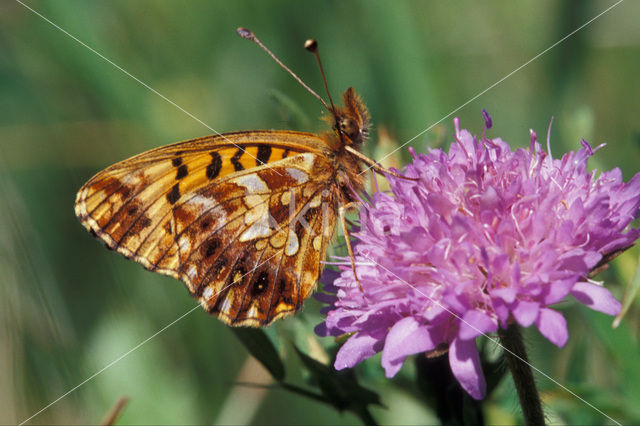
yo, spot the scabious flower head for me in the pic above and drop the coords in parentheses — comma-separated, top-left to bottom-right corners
(316, 113, 640, 399)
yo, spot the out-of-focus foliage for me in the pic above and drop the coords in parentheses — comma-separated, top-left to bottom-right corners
(1, 1, 639, 424)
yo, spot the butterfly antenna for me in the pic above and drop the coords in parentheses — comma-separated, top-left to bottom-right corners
(303, 39, 337, 116)
(237, 27, 330, 112)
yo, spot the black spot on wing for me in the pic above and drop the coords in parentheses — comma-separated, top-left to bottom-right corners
(294, 221, 306, 250)
(176, 164, 188, 180)
(231, 147, 245, 171)
(163, 222, 172, 234)
(256, 145, 272, 166)
(211, 257, 225, 276)
(252, 270, 270, 295)
(203, 238, 221, 258)
(282, 149, 290, 159)
(206, 152, 223, 179)
(172, 157, 183, 167)
(126, 205, 139, 216)
(167, 183, 180, 205)
(278, 277, 294, 305)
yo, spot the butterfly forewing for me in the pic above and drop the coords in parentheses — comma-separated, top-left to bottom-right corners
(75, 131, 338, 326)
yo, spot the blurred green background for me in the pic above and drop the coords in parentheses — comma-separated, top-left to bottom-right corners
(2, 0, 640, 424)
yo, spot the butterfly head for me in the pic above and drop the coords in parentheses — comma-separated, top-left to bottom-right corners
(330, 87, 370, 146)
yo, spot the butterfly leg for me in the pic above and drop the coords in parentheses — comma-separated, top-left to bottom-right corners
(338, 201, 363, 292)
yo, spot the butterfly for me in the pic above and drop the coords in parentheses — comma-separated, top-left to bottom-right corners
(74, 28, 398, 327)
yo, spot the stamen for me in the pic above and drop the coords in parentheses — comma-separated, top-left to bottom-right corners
(482, 109, 493, 129)
(529, 129, 537, 153)
(546, 116, 554, 162)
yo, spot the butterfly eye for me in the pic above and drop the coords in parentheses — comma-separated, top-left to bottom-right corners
(339, 117, 361, 142)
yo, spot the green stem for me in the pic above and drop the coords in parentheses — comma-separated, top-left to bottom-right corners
(499, 323, 545, 425)
(415, 354, 485, 425)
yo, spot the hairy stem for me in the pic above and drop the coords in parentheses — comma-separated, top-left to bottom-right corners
(499, 323, 545, 425)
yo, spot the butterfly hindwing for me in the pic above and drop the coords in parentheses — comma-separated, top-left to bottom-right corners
(197, 179, 336, 326)
(75, 131, 338, 326)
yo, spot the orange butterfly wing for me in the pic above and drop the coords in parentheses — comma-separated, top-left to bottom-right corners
(75, 131, 338, 326)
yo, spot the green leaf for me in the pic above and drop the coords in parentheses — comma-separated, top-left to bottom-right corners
(231, 327, 285, 382)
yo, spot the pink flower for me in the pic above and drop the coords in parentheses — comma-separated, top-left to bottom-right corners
(316, 113, 640, 399)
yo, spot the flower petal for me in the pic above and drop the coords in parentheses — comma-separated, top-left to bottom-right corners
(536, 308, 568, 347)
(571, 282, 621, 315)
(314, 322, 329, 337)
(381, 317, 438, 377)
(491, 286, 517, 304)
(543, 276, 577, 305)
(449, 337, 486, 400)
(458, 310, 497, 340)
(512, 300, 540, 327)
(334, 332, 383, 370)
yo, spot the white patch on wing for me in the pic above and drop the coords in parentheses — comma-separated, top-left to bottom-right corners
(203, 286, 214, 300)
(189, 195, 219, 211)
(188, 265, 198, 279)
(286, 168, 308, 184)
(219, 296, 232, 313)
(247, 304, 259, 318)
(121, 171, 144, 186)
(179, 235, 190, 252)
(285, 229, 299, 256)
(240, 212, 273, 242)
(244, 203, 268, 224)
(296, 153, 316, 168)
(309, 195, 322, 208)
(233, 173, 269, 193)
(243, 194, 267, 209)
(280, 190, 291, 206)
